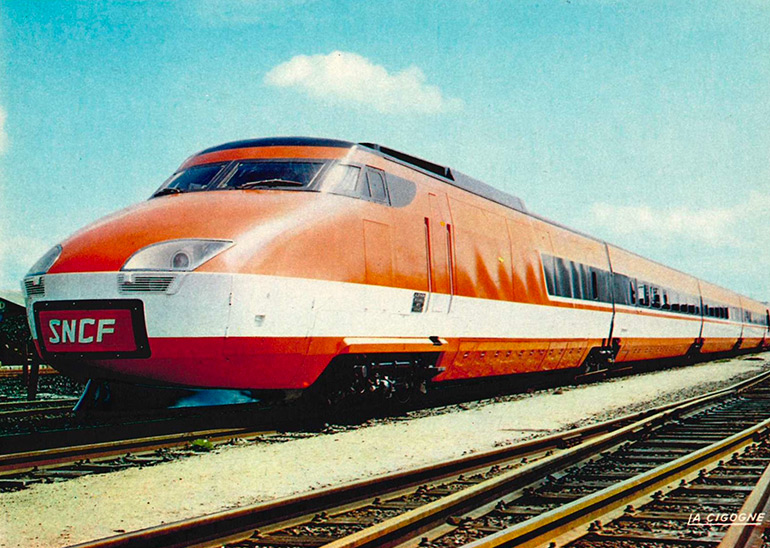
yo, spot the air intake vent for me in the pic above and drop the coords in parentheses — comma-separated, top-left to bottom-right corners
(359, 143, 454, 180)
(119, 274, 176, 293)
(24, 277, 45, 297)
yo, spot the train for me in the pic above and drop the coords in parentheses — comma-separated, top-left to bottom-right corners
(22, 137, 769, 407)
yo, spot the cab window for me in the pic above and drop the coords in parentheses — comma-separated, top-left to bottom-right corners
(366, 170, 389, 204)
(153, 163, 227, 196)
(322, 164, 362, 197)
(220, 161, 324, 190)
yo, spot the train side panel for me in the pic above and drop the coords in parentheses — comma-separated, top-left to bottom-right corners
(530, 219, 614, 372)
(606, 245, 702, 363)
(739, 296, 769, 349)
(698, 280, 743, 354)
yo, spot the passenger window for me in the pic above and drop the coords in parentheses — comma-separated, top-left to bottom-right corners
(650, 286, 661, 308)
(366, 170, 389, 204)
(638, 283, 648, 306)
(570, 262, 584, 300)
(542, 255, 556, 295)
(554, 258, 572, 298)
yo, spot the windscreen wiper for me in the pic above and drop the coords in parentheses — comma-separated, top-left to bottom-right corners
(152, 187, 185, 197)
(236, 179, 304, 189)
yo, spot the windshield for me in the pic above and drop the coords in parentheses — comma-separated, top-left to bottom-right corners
(154, 163, 227, 196)
(220, 161, 325, 190)
(152, 160, 327, 197)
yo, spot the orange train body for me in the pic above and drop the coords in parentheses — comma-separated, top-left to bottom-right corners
(22, 137, 769, 398)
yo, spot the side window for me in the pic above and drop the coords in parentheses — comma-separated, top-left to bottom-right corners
(590, 270, 599, 300)
(554, 257, 572, 298)
(366, 170, 389, 204)
(356, 171, 371, 199)
(580, 264, 591, 299)
(325, 164, 362, 197)
(612, 274, 629, 305)
(570, 261, 584, 300)
(638, 283, 648, 306)
(650, 286, 661, 308)
(542, 255, 556, 295)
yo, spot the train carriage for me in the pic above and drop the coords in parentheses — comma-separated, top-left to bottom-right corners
(22, 137, 769, 405)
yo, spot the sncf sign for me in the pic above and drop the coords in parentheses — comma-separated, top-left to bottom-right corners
(47, 318, 116, 344)
(38, 309, 137, 353)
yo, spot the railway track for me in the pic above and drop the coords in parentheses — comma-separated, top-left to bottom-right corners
(0, 426, 277, 491)
(0, 397, 77, 420)
(67, 370, 770, 548)
(0, 364, 57, 378)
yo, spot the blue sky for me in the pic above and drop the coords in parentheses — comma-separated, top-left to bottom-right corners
(1, 0, 768, 301)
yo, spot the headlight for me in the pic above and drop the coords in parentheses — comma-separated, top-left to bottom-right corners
(26, 245, 62, 276)
(121, 239, 234, 272)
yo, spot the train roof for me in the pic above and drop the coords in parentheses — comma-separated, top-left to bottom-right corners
(196, 137, 528, 214)
(199, 137, 355, 153)
(358, 143, 528, 213)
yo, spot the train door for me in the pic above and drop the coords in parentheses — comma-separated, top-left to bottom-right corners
(425, 193, 454, 313)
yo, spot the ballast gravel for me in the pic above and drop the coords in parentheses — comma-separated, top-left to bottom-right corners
(1, 356, 768, 547)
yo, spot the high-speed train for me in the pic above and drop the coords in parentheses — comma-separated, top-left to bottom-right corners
(23, 137, 769, 405)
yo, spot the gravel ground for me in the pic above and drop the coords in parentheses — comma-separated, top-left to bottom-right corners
(0, 372, 85, 402)
(1, 356, 768, 547)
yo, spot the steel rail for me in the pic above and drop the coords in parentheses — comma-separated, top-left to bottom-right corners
(0, 427, 272, 474)
(0, 365, 57, 378)
(0, 402, 74, 420)
(0, 398, 78, 411)
(66, 370, 770, 548)
(319, 381, 770, 548)
(717, 458, 770, 548)
(460, 417, 770, 548)
(11, 370, 766, 475)
(65, 421, 642, 548)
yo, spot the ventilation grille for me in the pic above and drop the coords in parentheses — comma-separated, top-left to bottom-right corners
(24, 277, 45, 297)
(119, 274, 175, 293)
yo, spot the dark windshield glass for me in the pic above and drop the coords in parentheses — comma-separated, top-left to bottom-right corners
(220, 161, 324, 190)
(153, 163, 227, 196)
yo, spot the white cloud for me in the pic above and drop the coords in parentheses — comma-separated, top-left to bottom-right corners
(588, 192, 770, 250)
(589, 202, 740, 247)
(584, 192, 770, 300)
(0, 106, 7, 154)
(264, 51, 463, 114)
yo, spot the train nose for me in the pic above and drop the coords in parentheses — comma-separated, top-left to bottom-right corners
(26, 271, 236, 384)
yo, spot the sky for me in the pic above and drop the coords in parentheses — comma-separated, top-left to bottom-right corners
(0, 0, 768, 301)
